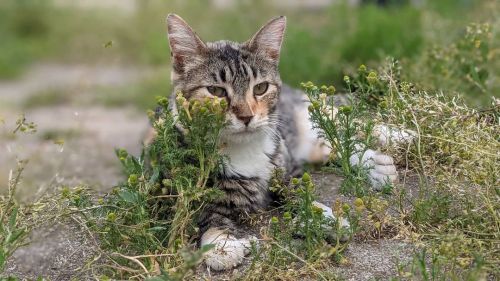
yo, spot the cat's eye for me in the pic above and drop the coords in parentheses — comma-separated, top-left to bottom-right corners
(207, 86, 227, 97)
(253, 82, 269, 96)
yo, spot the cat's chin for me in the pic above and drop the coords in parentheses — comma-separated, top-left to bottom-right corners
(221, 127, 267, 143)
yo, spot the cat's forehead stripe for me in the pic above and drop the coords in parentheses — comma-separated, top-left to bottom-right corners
(219, 68, 226, 83)
(176, 39, 280, 99)
(210, 72, 218, 83)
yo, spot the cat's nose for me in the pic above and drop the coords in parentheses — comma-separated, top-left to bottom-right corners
(237, 115, 253, 126)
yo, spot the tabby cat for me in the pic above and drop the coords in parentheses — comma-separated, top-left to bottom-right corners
(164, 14, 399, 270)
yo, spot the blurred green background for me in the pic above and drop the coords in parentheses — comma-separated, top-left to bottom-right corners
(0, 0, 497, 110)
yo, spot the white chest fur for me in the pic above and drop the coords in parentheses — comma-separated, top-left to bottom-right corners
(220, 130, 276, 180)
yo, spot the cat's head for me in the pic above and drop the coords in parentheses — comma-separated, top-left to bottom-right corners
(166, 14, 286, 137)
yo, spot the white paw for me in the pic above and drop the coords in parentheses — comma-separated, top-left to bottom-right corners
(313, 201, 350, 242)
(373, 124, 416, 147)
(201, 228, 255, 271)
(313, 201, 349, 228)
(368, 151, 398, 190)
(350, 149, 398, 190)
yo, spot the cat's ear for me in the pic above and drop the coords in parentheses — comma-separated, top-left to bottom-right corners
(166, 14, 206, 72)
(246, 16, 286, 64)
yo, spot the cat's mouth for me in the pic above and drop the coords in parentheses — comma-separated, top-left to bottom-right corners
(223, 125, 260, 136)
(231, 127, 257, 135)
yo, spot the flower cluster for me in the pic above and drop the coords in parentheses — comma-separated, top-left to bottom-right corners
(175, 92, 227, 121)
(301, 82, 338, 120)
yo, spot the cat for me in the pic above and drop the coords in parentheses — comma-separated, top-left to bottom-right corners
(164, 14, 400, 271)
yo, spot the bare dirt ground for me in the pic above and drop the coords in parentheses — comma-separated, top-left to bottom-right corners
(0, 63, 150, 198)
(0, 64, 415, 280)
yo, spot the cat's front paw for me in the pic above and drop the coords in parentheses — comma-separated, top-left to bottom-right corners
(313, 201, 350, 242)
(367, 151, 398, 190)
(201, 228, 255, 271)
(350, 149, 398, 190)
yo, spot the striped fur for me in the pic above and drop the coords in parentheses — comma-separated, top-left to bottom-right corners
(165, 14, 328, 270)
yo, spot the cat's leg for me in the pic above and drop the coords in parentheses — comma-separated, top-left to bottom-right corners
(198, 178, 269, 271)
(349, 125, 416, 190)
(200, 227, 255, 271)
(349, 126, 414, 189)
(312, 201, 350, 242)
(373, 124, 416, 147)
(349, 147, 398, 190)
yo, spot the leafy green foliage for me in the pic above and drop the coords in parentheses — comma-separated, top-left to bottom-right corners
(0, 180, 27, 273)
(416, 22, 496, 105)
(245, 172, 356, 280)
(375, 58, 499, 276)
(0, 117, 45, 278)
(67, 96, 226, 279)
(303, 81, 376, 196)
(393, 248, 488, 281)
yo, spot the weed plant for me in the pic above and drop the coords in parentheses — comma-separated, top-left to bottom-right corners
(66, 95, 227, 279)
(0, 117, 61, 280)
(0, 160, 29, 273)
(244, 172, 357, 281)
(366, 57, 499, 278)
(302, 79, 376, 196)
(409, 22, 498, 106)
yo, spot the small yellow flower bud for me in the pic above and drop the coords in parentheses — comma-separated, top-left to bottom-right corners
(107, 212, 116, 222)
(354, 198, 364, 207)
(128, 174, 138, 186)
(302, 172, 311, 183)
(342, 203, 350, 213)
(283, 212, 292, 221)
(327, 86, 336, 96)
(339, 106, 353, 115)
(312, 205, 324, 215)
(156, 96, 169, 107)
(367, 71, 378, 84)
(212, 97, 221, 107)
(312, 101, 321, 109)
